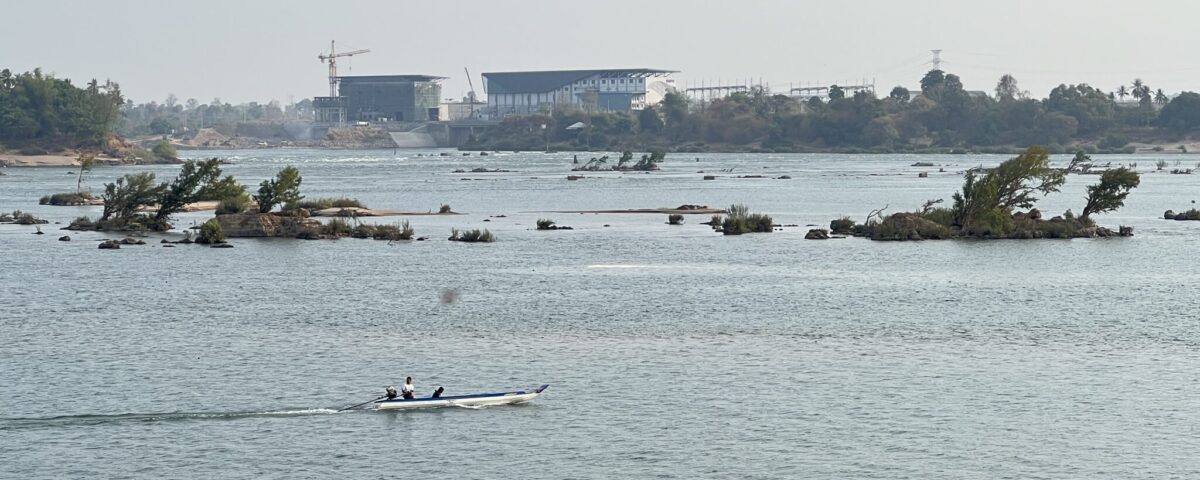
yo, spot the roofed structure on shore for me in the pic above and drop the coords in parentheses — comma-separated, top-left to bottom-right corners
(482, 68, 677, 117)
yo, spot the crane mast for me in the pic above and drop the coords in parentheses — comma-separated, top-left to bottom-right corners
(318, 40, 370, 97)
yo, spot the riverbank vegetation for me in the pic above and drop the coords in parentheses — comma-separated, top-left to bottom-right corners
(0, 69, 123, 152)
(837, 146, 1140, 240)
(467, 70, 1200, 153)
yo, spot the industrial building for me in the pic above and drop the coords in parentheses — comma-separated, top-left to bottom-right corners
(314, 74, 445, 124)
(482, 68, 677, 116)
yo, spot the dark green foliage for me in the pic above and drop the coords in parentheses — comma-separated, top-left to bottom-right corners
(536, 219, 556, 230)
(40, 192, 94, 206)
(829, 216, 855, 234)
(667, 214, 684, 225)
(100, 172, 162, 229)
(952, 146, 1064, 230)
(372, 220, 414, 240)
(321, 218, 351, 236)
(254, 166, 303, 213)
(297, 197, 366, 210)
(196, 218, 225, 244)
(721, 204, 773, 235)
(1157, 92, 1200, 131)
(0, 68, 122, 148)
(1081, 167, 1141, 219)
(215, 192, 251, 215)
(868, 213, 953, 240)
(350, 224, 376, 239)
(449, 228, 495, 242)
(465, 69, 1187, 152)
(151, 139, 177, 160)
(439, 204, 452, 214)
(153, 158, 233, 228)
(5, 210, 48, 225)
(68, 216, 95, 230)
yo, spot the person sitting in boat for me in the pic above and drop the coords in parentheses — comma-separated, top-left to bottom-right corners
(401, 377, 415, 400)
(385, 385, 398, 400)
(432, 386, 444, 398)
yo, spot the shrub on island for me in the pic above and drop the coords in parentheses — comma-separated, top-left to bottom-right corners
(721, 204, 773, 235)
(196, 219, 226, 244)
(39, 192, 95, 206)
(449, 228, 495, 242)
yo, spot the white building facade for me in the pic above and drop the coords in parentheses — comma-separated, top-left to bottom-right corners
(482, 68, 677, 117)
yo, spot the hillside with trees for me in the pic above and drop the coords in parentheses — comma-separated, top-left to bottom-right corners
(0, 68, 124, 153)
(468, 70, 1200, 154)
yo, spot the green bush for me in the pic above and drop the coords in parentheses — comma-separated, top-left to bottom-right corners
(215, 192, 251, 215)
(449, 228, 495, 242)
(439, 204, 452, 214)
(152, 139, 177, 160)
(829, 216, 854, 234)
(667, 214, 684, 225)
(40, 192, 94, 206)
(920, 208, 955, 227)
(297, 197, 366, 210)
(351, 224, 377, 239)
(321, 218, 352, 236)
(869, 213, 953, 240)
(68, 216, 95, 230)
(196, 219, 225, 244)
(720, 203, 773, 235)
(373, 220, 414, 240)
(9, 210, 48, 225)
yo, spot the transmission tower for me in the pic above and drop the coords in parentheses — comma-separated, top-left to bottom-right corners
(929, 49, 943, 71)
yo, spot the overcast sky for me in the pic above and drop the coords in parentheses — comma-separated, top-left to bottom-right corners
(8, 0, 1200, 105)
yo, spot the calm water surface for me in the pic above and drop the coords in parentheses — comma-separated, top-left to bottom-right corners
(2, 150, 1199, 479)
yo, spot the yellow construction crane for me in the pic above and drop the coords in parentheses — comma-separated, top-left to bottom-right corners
(318, 40, 370, 97)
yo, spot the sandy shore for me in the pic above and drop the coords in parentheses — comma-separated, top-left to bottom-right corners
(536, 207, 727, 215)
(0, 152, 122, 167)
(311, 207, 464, 217)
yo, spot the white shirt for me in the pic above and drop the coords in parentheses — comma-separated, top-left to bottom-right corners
(401, 383, 414, 393)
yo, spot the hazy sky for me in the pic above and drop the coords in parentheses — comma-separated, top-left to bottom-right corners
(8, 0, 1200, 105)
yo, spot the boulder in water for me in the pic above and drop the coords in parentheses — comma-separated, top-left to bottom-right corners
(98, 240, 120, 249)
(58, 235, 70, 242)
(805, 229, 830, 240)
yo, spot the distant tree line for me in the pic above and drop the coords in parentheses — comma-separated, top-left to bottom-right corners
(469, 70, 1200, 153)
(120, 96, 312, 137)
(0, 68, 123, 150)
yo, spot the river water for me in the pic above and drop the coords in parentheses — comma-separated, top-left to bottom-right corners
(2, 149, 1199, 479)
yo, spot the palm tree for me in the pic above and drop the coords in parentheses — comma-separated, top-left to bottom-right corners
(1116, 85, 1129, 102)
(1154, 88, 1169, 105)
(1132, 78, 1145, 98)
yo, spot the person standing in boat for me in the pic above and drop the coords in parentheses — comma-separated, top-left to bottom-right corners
(401, 377, 415, 399)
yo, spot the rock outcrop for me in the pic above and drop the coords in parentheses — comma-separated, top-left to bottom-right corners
(805, 228, 830, 240)
(215, 213, 321, 238)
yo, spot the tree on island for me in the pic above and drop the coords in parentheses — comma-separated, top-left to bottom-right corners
(254, 166, 303, 213)
(75, 152, 95, 193)
(97, 158, 242, 231)
(952, 146, 1065, 231)
(1080, 167, 1140, 220)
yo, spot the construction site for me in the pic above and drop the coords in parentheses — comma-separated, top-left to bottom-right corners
(165, 40, 916, 150)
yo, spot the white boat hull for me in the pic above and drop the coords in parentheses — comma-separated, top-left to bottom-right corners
(374, 385, 548, 411)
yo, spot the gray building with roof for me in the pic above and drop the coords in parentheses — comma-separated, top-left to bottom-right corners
(318, 74, 445, 123)
(482, 68, 677, 117)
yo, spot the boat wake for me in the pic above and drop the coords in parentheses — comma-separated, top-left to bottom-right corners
(0, 408, 340, 430)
